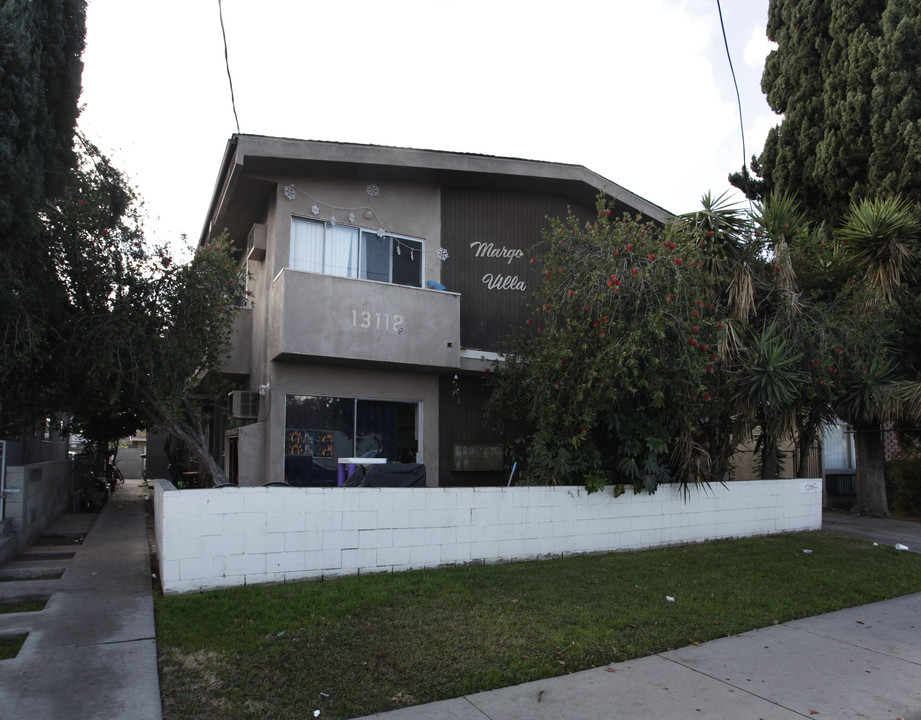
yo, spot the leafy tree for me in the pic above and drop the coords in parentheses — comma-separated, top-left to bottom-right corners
(488, 205, 719, 494)
(0, 0, 87, 429)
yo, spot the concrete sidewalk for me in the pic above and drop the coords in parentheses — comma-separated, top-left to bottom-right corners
(354, 513, 921, 720)
(0, 478, 161, 720)
(353, 594, 921, 720)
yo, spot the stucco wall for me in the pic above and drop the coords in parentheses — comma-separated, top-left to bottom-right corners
(1, 460, 75, 563)
(153, 478, 823, 595)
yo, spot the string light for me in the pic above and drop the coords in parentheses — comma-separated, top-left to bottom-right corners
(284, 182, 437, 261)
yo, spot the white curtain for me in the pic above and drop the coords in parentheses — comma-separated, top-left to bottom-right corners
(290, 218, 324, 273)
(822, 422, 855, 470)
(325, 225, 359, 277)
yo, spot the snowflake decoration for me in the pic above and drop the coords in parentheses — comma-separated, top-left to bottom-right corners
(311, 204, 320, 216)
(376, 227, 386, 238)
(348, 212, 356, 223)
(366, 183, 380, 198)
(436, 248, 449, 262)
(283, 185, 296, 200)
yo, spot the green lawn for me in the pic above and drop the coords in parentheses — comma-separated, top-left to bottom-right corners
(155, 531, 921, 720)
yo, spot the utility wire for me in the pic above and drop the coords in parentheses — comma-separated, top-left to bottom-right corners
(716, 0, 752, 207)
(218, 0, 240, 134)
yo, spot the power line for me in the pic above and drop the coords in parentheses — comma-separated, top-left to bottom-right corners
(217, 0, 240, 134)
(715, 0, 752, 207)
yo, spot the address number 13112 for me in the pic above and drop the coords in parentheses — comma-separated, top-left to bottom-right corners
(351, 310, 404, 333)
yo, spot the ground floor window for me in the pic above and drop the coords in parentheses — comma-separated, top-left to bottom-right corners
(284, 394, 419, 486)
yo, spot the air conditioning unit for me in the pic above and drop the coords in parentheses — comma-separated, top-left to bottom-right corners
(246, 223, 266, 262)
(228, 391, 259, 419)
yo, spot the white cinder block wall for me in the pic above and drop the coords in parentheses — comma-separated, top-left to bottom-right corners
(152, 479, 823, 595)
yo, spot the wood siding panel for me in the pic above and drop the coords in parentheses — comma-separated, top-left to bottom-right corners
(440, 188, 592, 351)
(438, 374, 508, 487)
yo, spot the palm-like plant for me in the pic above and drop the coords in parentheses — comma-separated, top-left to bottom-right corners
(837, 197, 919, 304)
(732, 320, 805, 479)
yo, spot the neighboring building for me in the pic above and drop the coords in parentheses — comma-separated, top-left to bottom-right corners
(198, 135, 669, 487)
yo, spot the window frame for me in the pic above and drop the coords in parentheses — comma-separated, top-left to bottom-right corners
(290, 216, 424, 288)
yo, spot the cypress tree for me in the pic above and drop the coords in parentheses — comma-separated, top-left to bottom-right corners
(731, 0, 921, 224)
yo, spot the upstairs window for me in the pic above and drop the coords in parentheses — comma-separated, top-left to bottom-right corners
(290, 217, 423, 288)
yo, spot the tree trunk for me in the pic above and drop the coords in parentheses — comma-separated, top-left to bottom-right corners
(852, 421, 889, 517)
(761, 440, 779, 480)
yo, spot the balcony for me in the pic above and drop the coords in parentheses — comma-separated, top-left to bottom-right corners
(269, 269, 461, 370)
(221, 306, 253, 377)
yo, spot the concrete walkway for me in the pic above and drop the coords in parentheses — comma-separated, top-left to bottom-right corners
(0, 478, 161, 720)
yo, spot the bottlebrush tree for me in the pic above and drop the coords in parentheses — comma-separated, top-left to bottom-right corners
(487, 204, 724, 494)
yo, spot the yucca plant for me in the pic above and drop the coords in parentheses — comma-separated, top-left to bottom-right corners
(732, 320, 805, 479)
(837, 197, 919, 304)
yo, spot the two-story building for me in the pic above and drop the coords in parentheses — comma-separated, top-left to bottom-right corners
(199, 134, 669, 487)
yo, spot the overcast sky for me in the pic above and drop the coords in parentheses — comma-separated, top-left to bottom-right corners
(78, 0, 776, 255)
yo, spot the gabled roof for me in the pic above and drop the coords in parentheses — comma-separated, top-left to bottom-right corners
(201, 134, 671, 247)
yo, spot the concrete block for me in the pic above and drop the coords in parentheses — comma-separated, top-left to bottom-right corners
(359, 489, 394, 512)
(342, 511, 378, 530)
(305, 548, 342, 572)
(225, 552, 266, 576)
(266, 551, 305, 573)
(285, 530, 321, 552)
(358, 528, 393, 549)
(266, 511, 306, 533)
(423, 526, 455, 547)
(376, 509, 413, 529)
(341, 547, 378, 570)
(322, 529, 359, 550)
(305, 511, 343, 532)
(424, 490, 458, 510)
(235, 512, 267, 535)
(179, 555, 222, 581)
(203, 533, 243, 558)
(441, 542, 471, 564)
(376, 545, 411, 567)
(472, 506, 500, 527)
(408, 543, 442, 567)
(469, 540, 499, 562)
(392, 490, 428, 512)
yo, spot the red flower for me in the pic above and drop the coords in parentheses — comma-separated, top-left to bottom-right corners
(691, 326, 699, 333)
(626, 244, 633, 250)
(631, 268, 638, 275)
(648, 254, 655, 260)
(675, 257, 683, 265)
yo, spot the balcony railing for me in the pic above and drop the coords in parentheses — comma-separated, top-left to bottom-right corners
(269, 269, 461, 369)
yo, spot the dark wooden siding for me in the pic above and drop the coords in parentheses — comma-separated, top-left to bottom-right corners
(440, 187, 593, 351)
(438, 374, 510, 487)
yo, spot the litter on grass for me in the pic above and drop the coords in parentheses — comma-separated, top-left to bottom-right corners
(666, 596, 675, 602)
(895, 544, 910, 551)
(802, 549, 813, 554)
